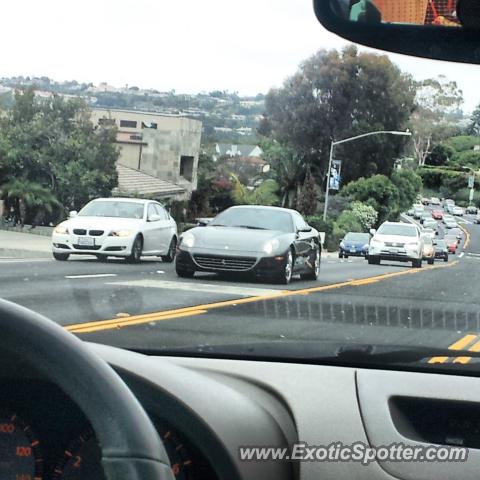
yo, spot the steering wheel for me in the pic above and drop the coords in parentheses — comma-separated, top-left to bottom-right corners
(0, 299, 174, 480)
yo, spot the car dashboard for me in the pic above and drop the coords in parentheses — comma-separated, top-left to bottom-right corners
(3, 343, 480, 480)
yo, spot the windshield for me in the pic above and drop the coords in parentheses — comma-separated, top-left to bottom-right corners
(377, 224, 417, 237)
(1, 0, 480, 375)
(210, 208, 294, 232)
(78, 201, 145, 219)
(344, 233, 369, 242)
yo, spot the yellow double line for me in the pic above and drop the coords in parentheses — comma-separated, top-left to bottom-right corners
(429, 333, 480, 364)
(66, 260, 458, 334)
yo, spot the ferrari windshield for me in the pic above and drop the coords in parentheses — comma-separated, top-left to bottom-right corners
(78, 201, 145, 219)
(210, 208, 294, 232)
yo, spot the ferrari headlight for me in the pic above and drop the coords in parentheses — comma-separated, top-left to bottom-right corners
(54, 223, 68, 235)
(109, 229, 133, 237)
(182, 232, 195, 248)
(263, 239, 280, 255)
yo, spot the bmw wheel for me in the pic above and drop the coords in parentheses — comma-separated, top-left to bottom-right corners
(161, 237, 177, 263)
(126, 235, 143, 264)
(301, 246, 320, 281)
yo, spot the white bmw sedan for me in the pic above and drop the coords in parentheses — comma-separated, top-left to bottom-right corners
(51, 198, 178, 263)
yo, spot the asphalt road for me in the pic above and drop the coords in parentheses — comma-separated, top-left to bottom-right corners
(1, 210, 479, 364)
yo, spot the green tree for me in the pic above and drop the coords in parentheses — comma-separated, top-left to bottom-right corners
(296, 168, 317, 216)
(425, 144, 456, 166)
(260, 46, 415, 184)
(231, 175, 279, 206)
(390, 169, 423, 214)
(0, 88, 119, 216)
(350, 201, 378, 230)
(342, 175, 399, 224)
(411, 76, 464, 166)
(467, 103, 480, 136)
(261, 140, 305, 207)
(1, 177, 59, 226)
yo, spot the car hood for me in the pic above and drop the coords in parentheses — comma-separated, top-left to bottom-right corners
(185, 226, 289, 252)
(63, 216, 142, 232)
(373, 234, 419, 244)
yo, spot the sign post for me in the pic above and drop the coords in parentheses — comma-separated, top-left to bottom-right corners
(468, 174, 475, 205)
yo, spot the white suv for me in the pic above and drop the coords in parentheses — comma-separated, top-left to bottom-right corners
(368, 222, 424, 268)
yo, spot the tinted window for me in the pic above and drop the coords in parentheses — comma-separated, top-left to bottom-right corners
(154, 204, 169, 220)
(211, 208, 294, 233)
(293, 212, 309, 231)
(120, 120, 137, 128)
(344, 232, 370, 242)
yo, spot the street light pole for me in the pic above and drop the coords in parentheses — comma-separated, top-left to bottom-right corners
(322, 130, 411, 221)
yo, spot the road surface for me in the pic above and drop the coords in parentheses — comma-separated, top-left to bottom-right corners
(1, 211, 479, 365)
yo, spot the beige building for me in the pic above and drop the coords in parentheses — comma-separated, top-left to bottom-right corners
(91, 108, 202, 200)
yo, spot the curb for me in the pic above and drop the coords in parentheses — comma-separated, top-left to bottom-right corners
(0, 224, 53, 237)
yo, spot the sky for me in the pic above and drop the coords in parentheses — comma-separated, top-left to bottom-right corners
(1, 0, 479, 111)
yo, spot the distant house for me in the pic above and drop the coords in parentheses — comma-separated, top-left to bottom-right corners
(214, 144, 263, 160)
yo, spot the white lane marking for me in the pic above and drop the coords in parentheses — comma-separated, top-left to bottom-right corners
(105, 279, 282, 296)
(467, 252, 480, 257)
(455, 216, 472, 225)
(65, 273, 118, 279)
(459, 252, 465, 258)
(156, 270, 165, 274)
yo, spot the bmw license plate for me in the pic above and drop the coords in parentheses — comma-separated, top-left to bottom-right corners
(388, 247, 398, 254)
(350, 248, 356, 252)
(78, 237, 95, 247)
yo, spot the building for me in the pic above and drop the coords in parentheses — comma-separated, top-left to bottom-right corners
(214, 143, 263, 160)
(91, 108, 202, 200)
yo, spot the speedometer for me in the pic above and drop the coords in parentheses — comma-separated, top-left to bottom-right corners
(53, 424, 195, 480)
(52, 427, 105, 480)
(0, 410, 43, 480)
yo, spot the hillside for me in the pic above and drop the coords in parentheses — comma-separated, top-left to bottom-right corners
(0, 76, 265, 144)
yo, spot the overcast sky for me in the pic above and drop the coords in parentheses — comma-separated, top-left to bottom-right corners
(1, 0, 479, 111)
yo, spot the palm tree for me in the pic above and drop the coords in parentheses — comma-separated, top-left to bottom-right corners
(231, 174, 279, 206)
(262, 142, 306, 208)
(1, 177, 59, 227)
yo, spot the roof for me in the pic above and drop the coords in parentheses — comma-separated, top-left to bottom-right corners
(114, 164, 185, 198)
(216, 144, 262, 157)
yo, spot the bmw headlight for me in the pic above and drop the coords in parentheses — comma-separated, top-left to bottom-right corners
(54, 223, 69, 235)
(263, 238, 280, 255)
(370, 238, 382, 246)
(181, 232, 195, 248)
(109, 229, 133, 237)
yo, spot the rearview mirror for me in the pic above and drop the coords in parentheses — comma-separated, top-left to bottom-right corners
(369, 228, 376, 236)
(298, 226, 313, 233)
(313, 0, 480, 64)
(196, 217, 212, 226)
(69, 210, 78, 218)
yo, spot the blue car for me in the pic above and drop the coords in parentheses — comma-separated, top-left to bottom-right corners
(339, 232, 371, 258)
